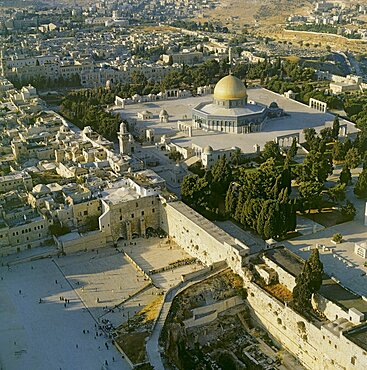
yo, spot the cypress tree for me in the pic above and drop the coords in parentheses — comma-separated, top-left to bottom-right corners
(263, 202, 277, 239)
(288, 137, 297, 159)
(292, 262, 313, 311)
(271, 175, 282, 199)
(354, 168, 367, 198)
(332, 116, 340, 140)
(340, 166, 352, 185)
(308, 249, 324, 293)
(235, 189, 245, 221)
(256, 202, 268, 237)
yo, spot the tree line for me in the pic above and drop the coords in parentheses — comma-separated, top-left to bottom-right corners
(60, 92, 121, 140)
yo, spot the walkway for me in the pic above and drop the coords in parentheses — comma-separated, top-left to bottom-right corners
(145, 265, 228, 370)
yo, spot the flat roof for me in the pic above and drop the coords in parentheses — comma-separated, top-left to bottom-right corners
(344, 323, 367, 351)
(101, 185, 140, 204)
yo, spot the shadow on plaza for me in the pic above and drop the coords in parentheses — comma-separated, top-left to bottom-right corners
(262, 111, 333, 133)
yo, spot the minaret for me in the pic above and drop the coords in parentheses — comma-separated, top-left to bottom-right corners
(118, 122, 131, 155)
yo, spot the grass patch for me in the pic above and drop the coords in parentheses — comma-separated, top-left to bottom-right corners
(117, 332, 149, 364)
(301, 208, 349, 227)
(115, 295, 163, 365)
(278, 230, 302, 241)
(263, 283, 292, 303)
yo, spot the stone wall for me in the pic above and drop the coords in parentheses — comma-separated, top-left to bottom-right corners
(72, 199, 102, 226)
(262, 255, 297, 290)
(183, 296, 243, 328)
(99, 195, 161, 241)
(158, 199, 367, 369)
(244, 280, 367, 370)
(59, 230, 111, 253)
(159, 201, 248, 275)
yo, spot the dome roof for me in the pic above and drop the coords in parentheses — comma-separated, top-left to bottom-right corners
(203, 145, 213, 154)
(214, 75, 247, 101)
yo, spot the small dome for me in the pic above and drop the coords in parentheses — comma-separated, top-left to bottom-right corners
(269, 102, 279, 109)
(214, 75, 247, 101)
(203, 145, 213, 154)
(33, 184, 50, 194)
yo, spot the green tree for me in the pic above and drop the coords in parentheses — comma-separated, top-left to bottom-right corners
(308, 248, 324, 293)
(287, 137, 298, 159)
(331, 141, 345, 162)
(300, 150, 333, 183)
(292, 261, 313, 311)
(345, 148, 360, 169)
(225, 184, 237, 216)
(211, 156, 233, 195)
(332, 116, 340, 140)
(341, 200, 356, 221)
(231, 147, 242, 165)
(292, 249, 323, 312)
(332, 233, 343, 243)
(340, 166, 352, 185)
(298, 181, 323, 213)
(262, 141, 281, 160)
(354, 168, 367, 198)
(320, 127, 333, 143)
(303, 127, 316, 146)
(327, 183, 346, 204)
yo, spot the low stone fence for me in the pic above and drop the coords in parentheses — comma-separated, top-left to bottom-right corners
(183, 295, 244, 328)
(181, 266, 211, 282)
(149, 257, 197, 275)
(56, 230, 112, 254)
(123, 251, 152, 283)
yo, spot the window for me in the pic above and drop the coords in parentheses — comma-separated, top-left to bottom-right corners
(351, 356, 356, 365)
(131, 214, 134, 219)
(141, 211, 144, 216)
(152, 208, 155, 213)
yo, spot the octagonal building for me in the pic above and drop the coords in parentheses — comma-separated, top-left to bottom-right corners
(192, 74, 283, 134)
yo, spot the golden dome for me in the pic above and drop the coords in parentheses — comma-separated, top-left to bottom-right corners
(213, 75, 247, 100)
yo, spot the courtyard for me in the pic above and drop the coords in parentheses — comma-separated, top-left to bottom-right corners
(0, 252, 130, 370)
(0, 237, 202, 369)
(115, 87, 359, 154)
(284, 221, 367, 297)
